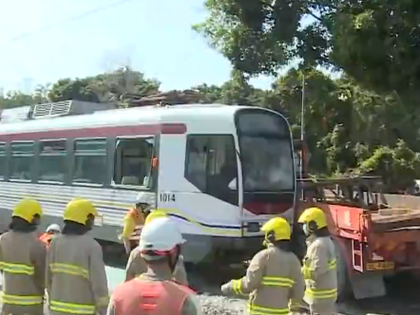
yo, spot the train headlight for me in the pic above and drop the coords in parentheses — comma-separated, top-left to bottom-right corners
(247, 222, 260, 232)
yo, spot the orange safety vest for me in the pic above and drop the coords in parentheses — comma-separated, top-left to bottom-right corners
(39, 233, 53, 248)
(127, 207, 144, 225)
(112, 278, 195, 315)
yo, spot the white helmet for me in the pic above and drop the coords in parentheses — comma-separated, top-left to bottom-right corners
(46, 224, 61, 233)
(135, 192, 153, 205)
(139, 217, 185, 255)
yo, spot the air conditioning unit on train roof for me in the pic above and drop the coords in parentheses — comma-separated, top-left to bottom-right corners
(31, 100, 118, 120)
(0, 106, 32, 123)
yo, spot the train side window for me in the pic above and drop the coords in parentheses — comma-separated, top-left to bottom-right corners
(0, 143, 5, 179)
(39, 140, 67, 182)
(73, 138, 107, 185)
(10, 142, 34, 181)
(113, 137, 154, 188)
(185, 135, 238, 205)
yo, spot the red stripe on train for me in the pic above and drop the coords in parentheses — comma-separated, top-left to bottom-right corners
(243, 202, 292, 215)
(0, 123, 187, 141)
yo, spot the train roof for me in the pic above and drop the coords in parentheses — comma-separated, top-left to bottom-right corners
(0, 103, 260, 135)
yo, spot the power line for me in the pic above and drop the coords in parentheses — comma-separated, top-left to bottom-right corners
(1, 0, 138, 48)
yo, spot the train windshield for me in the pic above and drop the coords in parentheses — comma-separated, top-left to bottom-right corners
(236, 109, 295, 192)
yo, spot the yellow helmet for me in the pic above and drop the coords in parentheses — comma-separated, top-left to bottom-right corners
(63, 199, 98, 225)
(261, 217, 291, 243)
(298, 207, 327, 229)
(144, 210, 167, 226)
(12, 199, 42, 223)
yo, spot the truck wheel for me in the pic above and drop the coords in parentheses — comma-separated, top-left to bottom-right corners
(334, 239, 352, 301)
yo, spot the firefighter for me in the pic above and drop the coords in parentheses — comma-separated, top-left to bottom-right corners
(0, 198, 46, 315)
(39, 223, 61, 248)
(107, 217, 200, 315)
(298, 207, 338, 315)
(46, 198, 109, 315)
(120, 192, 153, 254)
(125, 210, 188, 285)
(220, 217, 305, 315)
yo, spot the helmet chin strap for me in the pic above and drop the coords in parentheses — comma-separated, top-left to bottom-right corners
(167, 245, 181, 273)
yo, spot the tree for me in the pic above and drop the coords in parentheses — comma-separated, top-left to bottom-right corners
(90, 67, 160, 105)
(48, 78, 100, 103)
(194, 0, 420, 103)
(357, 140, 420, 192)
(270, 68, 353, 174)
(48, 68, 160, 105)
(193, 69, 273, 107)
(0, 90, 46, 109)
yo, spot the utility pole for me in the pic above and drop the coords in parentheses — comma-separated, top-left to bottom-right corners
(300, 73, 305, 180)
(300, 72, 306, 201)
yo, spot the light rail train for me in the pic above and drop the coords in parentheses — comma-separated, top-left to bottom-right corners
(0, 100, 296, 263)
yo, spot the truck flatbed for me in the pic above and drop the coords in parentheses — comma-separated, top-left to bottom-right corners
(299, 176, 420, 233)
(370, 209, 420, 232)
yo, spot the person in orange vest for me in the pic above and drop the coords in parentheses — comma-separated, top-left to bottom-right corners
(107, 217, 200, 315)
(39, 223, 61, 248)
(119, 193, 153, 254)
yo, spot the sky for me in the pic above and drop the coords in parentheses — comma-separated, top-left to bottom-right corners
(0, 0, 280, 94)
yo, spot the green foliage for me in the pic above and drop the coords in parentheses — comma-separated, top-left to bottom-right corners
(195, 0, 420, 105)
(0, 90, 46, 109)
(48, 67, 160, 104)
(357, 140, 420, 191)
(48, 78, 100, 103)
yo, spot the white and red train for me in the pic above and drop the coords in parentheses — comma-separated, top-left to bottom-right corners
(0, 101, 296, 263)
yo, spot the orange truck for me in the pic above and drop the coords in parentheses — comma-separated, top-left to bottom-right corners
(294, 140, 420, 300)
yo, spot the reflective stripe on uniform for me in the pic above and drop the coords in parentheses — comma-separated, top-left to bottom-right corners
(232, 279, 244, 295)
(301, 265, 312, 279)
(248, 303, 289, 315)
(328, 259, 337, 270)
(50, 300, 96, 314)
(305, 288, 338, 299)
(0, 261, 34, 275)
(1, 292, 43, 305)
(50, 263, 89, 279)
(262, 276, 294, 288)
(302, 259, 337, 280)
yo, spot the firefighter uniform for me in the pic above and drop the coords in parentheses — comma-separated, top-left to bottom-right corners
(125, 211, 189, 285)
(46, 199, 109, 315)
(0, 199, 46, 315)
(298, 207, 338, 315)
(108, 217, 200, 315)
(221, 217, 305, 315)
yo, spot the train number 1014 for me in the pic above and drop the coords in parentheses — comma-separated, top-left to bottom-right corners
(159, 193, 176, 202)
